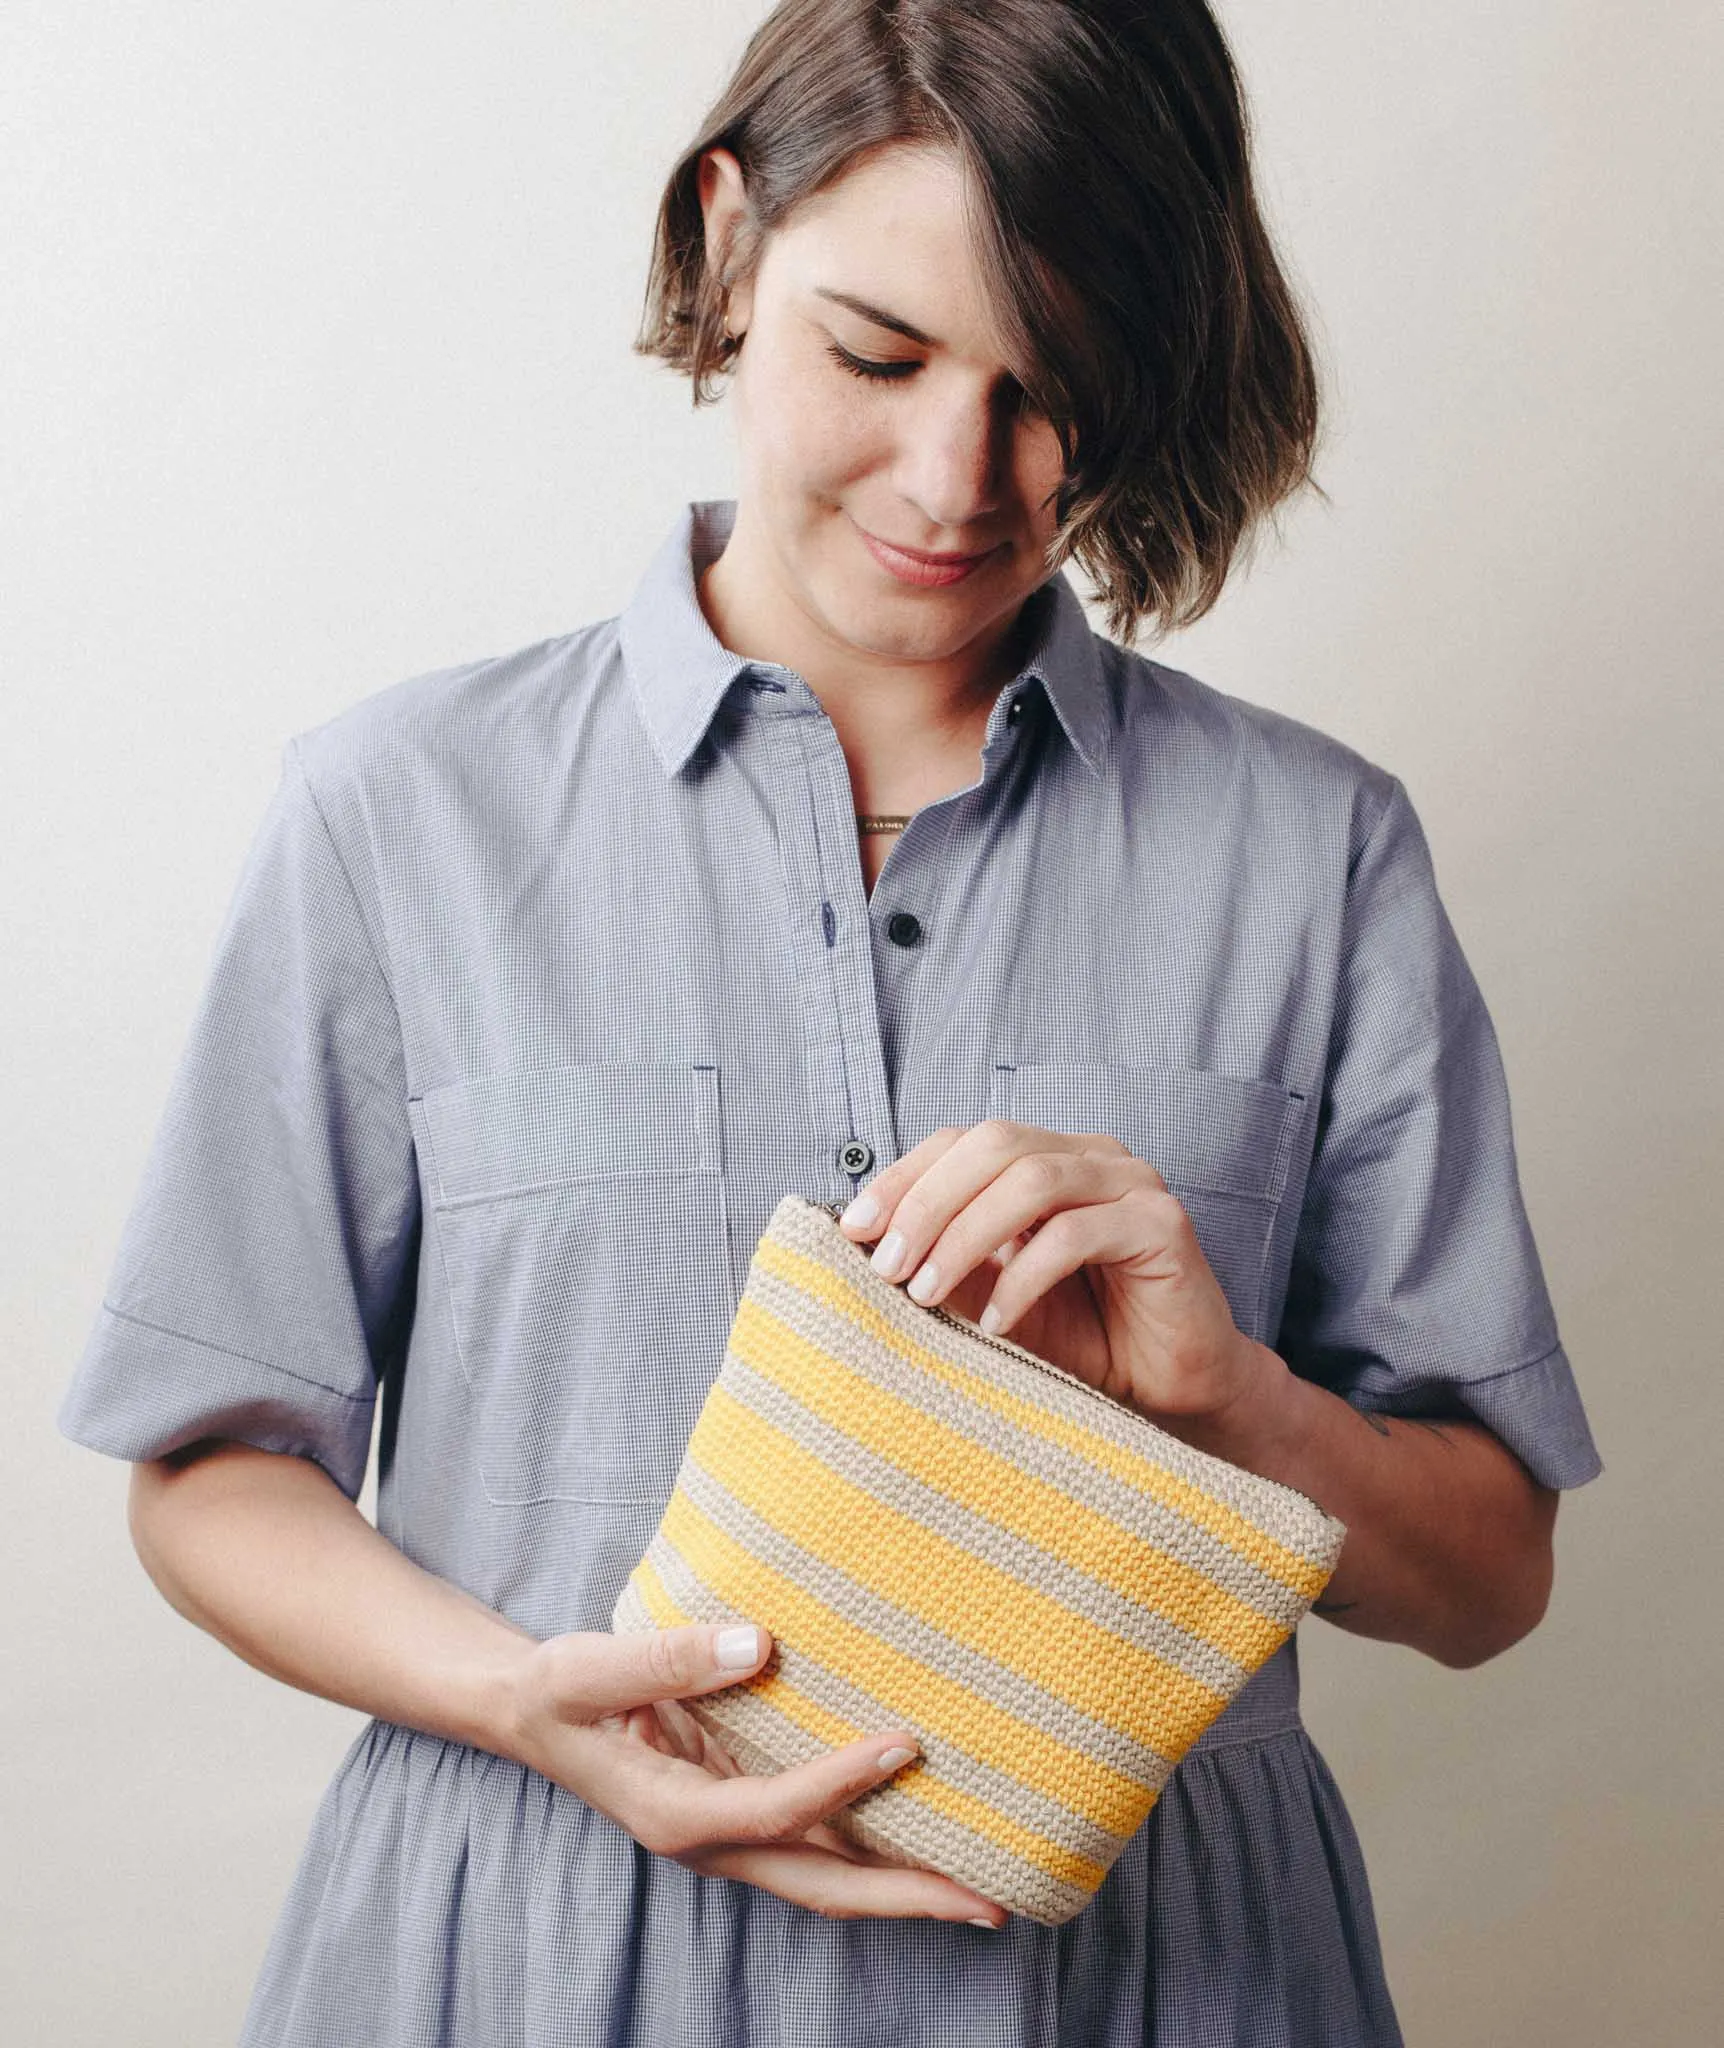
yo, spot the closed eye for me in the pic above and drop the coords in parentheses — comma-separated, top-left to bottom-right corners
(824, 339, 917, 382)
(824, 337, 1048, 425)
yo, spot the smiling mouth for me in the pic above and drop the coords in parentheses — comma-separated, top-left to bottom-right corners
(863, 529, 997, 565)
(853, 520, 1003, 587)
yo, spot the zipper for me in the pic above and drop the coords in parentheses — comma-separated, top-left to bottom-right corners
(799, 1195, 1334, 1525)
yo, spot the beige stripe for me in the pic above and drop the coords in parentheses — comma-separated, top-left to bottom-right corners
(720, 1349, 1251, 1697)
(663, 1462, 1185, 1782)
(616, 1571, 1107, 1928)
(745, 1258, 1318, 1625)
(641, 1523, 1159, 1862)
(621, 1554, 1114, 1916)
(656, 1649, 1100, 1928)
(764, 1200, 1342, 1567)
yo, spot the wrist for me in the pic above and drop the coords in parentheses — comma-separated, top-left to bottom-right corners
(1159, 1335, 1301, 1475)
(461, 1627, 548, 1767)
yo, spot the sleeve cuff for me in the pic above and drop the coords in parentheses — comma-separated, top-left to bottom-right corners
(56, 1303, 376, 1503)
(1347, 1340, 1604, 1491)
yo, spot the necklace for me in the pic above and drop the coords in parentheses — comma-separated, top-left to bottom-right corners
(856, 814, 911, 833)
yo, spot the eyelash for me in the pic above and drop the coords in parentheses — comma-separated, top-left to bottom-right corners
(824, 339, 916, 383)
(823, 336, 1046, 421)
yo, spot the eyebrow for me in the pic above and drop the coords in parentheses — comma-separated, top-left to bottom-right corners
(812, 287, 938, 348)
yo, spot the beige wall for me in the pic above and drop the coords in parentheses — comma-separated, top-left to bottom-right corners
(6, 3, 1718, 2039)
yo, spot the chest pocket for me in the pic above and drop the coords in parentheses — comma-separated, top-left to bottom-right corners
(989, 1061, 1308, 1342)
(410, 1060, 736, 1506)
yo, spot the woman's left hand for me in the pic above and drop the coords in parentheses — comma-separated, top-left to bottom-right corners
(838, 1120, 1280, 1437)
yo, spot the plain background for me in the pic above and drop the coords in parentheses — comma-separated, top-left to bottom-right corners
(6, 3, 1720, 2041)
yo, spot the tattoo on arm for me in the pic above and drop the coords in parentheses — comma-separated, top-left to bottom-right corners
(1352, 1408, 1459, 1450)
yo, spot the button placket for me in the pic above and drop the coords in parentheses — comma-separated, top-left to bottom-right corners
(759, 696, 900, 1196)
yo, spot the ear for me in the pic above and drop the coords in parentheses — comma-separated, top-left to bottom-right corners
(697, 147, 753, 315)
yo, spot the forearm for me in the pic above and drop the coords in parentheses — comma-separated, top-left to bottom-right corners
(1160, 1344, 1558, 1668)
(128, 1439, 538, 1754)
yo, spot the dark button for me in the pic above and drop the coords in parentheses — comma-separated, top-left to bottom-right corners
(838, 1139, 874, 1175)
(885, 911, 922, 947)
(1006, 694, 1023, 726)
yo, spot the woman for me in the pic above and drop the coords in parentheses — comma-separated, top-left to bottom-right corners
(59, 3, 1603, 2043)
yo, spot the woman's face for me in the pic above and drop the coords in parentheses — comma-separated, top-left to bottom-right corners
(699, 141, 1068, 683)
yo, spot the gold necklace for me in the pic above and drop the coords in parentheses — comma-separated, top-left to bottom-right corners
(856, 814, 911, 833)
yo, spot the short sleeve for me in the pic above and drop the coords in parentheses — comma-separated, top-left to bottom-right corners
(56, 738, 420, 1501)
(1276, 777, 1604, 1490)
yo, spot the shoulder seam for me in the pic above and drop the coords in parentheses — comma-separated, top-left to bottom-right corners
(1348, 771, 1407, 885)
(284, 737, 406, 1026)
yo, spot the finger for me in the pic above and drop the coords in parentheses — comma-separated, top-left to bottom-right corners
(631, 1731, 927, 1860)
(974, 1179, 1203, 1335)
(862, 1134, 1132, 1302)
(888, 1155, 1138, 1310)
(549, 1620, 776, 1721)
(688, 1838, 1006, 1927)
(660, 1701, 749, 1781)
(835, 1127, 970, 1240)
(650, 1697, 709, 1766)
(959, 1194, 1143, 1338)
(798, 1815, 877, 1861)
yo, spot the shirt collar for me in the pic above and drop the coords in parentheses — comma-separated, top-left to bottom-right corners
(618, 497, 1111, 781)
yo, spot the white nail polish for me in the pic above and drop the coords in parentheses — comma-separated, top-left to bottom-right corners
(979, 1304, 1004, 1335)
(871, 1230, 905, 1277)
(907, 1261, 940, 1303)
(876, 1745, 918, 1771)
(716, 1625, 761, 1668)
(842, 1192, 879, 1230)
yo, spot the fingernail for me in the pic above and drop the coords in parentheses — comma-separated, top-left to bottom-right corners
(979, 1304, 1004, 1334)
(967, 1915, 1001, 1929)
(875, 1744, 918, 1772)
(841, 1192, 879, 1231)
(907, 1260, 940, 1303)
(871, 1229, 906, 1278)
(716, 1625, 762, 1668)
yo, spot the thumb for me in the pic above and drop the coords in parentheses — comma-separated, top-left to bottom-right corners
(580, 1620, 771, 1719)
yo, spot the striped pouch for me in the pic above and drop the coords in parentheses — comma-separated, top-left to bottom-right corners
(612, 1190, 1347, 1926)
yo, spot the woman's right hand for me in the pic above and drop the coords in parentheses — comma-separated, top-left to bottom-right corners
(500, 1620, 1009, 1929)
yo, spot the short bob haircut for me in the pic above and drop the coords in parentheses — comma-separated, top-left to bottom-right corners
(635, 0, 1327, 646)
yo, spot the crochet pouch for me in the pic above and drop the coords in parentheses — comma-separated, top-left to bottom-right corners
(612, 1190, 1347, 1926)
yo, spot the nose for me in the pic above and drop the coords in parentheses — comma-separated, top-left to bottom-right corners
(893, 378, 1011, 531)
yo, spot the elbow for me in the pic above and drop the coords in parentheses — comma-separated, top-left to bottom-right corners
(127, 1456, 193, 1612)
(126, 1439, 245, 1614)
(1436, 1484, 1559, 1670)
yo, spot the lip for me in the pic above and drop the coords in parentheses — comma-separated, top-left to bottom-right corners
(855, 522, 1002, 588)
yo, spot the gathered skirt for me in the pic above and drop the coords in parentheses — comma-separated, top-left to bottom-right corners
(239, 1645, 1403, 2048)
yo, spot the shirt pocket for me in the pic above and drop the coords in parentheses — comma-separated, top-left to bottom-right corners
(989, 1060, 1308, 1342)
(408, 1060, 736, 1506)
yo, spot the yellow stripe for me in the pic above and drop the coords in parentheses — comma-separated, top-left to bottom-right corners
(730, 1292, 1289, 1670)
(687, 1378, 1248, 1760)
(629, 1554, 1112, 1893)
(752, 1232, 1330, 1597)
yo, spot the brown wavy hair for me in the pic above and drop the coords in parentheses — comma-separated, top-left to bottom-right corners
(633, 0, 1328, 647)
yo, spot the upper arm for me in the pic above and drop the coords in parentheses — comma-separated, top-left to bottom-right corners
(1277, 778, 1604, 1499)
(62, 742, 420, 1505)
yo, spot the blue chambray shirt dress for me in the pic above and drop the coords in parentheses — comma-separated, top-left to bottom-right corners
(58, 496, 1604, 2047)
